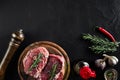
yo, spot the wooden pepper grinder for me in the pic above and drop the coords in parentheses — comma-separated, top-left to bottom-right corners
(0, 29, 24, 80)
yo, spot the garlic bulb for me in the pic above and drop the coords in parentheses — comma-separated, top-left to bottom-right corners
(95, 59, 106, 70)
(108, 56, 118, 66)
(103, 54, 119, 66)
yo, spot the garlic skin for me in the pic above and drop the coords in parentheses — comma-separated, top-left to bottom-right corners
(95, 59, 106, 70)
(108, 56, 119, 66)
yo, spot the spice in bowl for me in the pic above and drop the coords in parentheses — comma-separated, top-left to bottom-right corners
(74, 61, 96, 80)
(104, 69, 118, 80)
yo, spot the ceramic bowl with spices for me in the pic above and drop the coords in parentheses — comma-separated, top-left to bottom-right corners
(104, 69, 118, 80)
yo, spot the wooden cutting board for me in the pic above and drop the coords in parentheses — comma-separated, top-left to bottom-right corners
(18, 41, 70, 80)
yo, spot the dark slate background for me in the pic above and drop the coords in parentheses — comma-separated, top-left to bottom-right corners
(0, 0, 120, 80)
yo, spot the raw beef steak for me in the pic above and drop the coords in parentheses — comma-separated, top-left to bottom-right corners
(23, 47, 49, 78)
(38, 54, 65, 80)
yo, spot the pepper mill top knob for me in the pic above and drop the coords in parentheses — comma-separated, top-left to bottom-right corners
(11, 29, 24, 44)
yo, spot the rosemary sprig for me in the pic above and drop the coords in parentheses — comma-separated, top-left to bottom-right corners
(89, 45, 117, 54)
(82, 34, 120, 54)
(29, 53, 43, 71)
(49, 64, 58, 80)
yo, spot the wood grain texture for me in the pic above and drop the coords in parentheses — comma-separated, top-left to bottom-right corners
(18, 41, 70, 80)
(0, 30, 24, 80)
(0, 0, 120, 80)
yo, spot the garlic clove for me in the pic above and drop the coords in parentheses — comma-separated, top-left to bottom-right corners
(111, 56, 119, 63)
(95, 59, 106, 70)
(108, 56, 119, 66)
(103, 54, 119, 66)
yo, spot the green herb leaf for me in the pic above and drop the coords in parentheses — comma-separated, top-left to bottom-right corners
(49, 64, 58, 80)
(29, 53, 43, 71)
(82, 34, 120, 54)
(107, 72, 113, 76)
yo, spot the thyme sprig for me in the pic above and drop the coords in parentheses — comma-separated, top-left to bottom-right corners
(29, 53, 43, 71)
(82, 34, 120, 54)
(49, 64, 58, 80)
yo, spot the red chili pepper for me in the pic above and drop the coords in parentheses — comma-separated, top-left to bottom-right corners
(96, 26, 116, 42)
